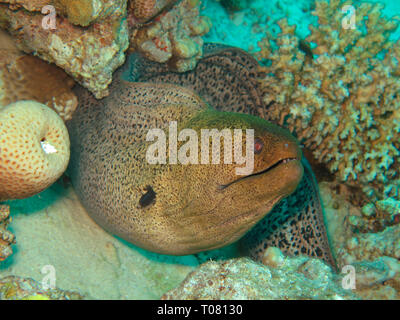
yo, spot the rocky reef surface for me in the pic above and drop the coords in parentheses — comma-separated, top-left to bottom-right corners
(0, 205, 14, 262)
(162, 254, 358, 300)
(320, 182, 400, 299)
(0, 275, 83, 300)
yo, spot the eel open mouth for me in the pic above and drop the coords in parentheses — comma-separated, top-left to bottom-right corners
(218, 157, 300, 190)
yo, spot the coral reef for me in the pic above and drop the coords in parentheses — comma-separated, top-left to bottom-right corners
(162, 253, 358, 299)
(339, 218, 400, 299)
(0, 1, 129, 99)
(0, 0, 127, 27)
(0, 204, 15, 262)
(0, 0, 211, 97)
(0, 101, 70, 200)
(318, 181, 400, 299)
(131, 0, 212, 72)
(0, 30, 77, 121)
(0, 275, 83, 300)
(347, 198, 400, 234)
(342, 219, 400, 264)
(257, 0, 400, 199)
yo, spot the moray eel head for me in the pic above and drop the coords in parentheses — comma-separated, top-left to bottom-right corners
(144, 109, 303, 255)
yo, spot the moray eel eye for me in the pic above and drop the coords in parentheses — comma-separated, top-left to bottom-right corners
(139, 186, 156, 208)
(254, 138, 264, 154)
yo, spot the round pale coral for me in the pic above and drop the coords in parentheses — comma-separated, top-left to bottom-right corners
(0, 101, 70, 200)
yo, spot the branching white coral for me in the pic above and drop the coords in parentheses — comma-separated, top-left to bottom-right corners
(257, 0, 400, 199)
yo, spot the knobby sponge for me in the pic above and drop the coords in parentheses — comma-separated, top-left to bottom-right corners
(0, 101, 70, 200)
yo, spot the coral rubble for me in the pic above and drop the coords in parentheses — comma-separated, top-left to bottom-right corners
(131, 0, 211, 72)
(257, 0, 400, 199)
(0, 101, 70, 200)
(347, 197, 400, 234)
(319, 181, 400, 299)
(162, 253, 358, 299)
(0, 275, 83, 300)
(342, 217, 400, 264)
(338, 222, 400, 299)
(0, 204, 15, 262)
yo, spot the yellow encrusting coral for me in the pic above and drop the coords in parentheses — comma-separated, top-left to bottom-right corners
(257, 0, 400, 199)
(0, 275, 83, 300)
(0, 101, 70, 201)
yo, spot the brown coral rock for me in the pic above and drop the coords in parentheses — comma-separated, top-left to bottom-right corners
(0, 204, 15, 262)
(0, 0, 209, 97)
(0, 33, 78, 121)
(0, 2, 129, 99)
(162, 257, 358, 300)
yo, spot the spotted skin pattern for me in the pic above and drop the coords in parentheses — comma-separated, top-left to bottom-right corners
(241, 161, 336, 268)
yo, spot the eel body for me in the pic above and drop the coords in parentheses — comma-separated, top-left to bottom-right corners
(68, 44, 335, 267)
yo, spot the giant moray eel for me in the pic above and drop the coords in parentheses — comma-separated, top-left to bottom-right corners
(68, 44, 335, 267)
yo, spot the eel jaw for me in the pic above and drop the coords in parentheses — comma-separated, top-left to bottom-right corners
(218, 157, 300, 190)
